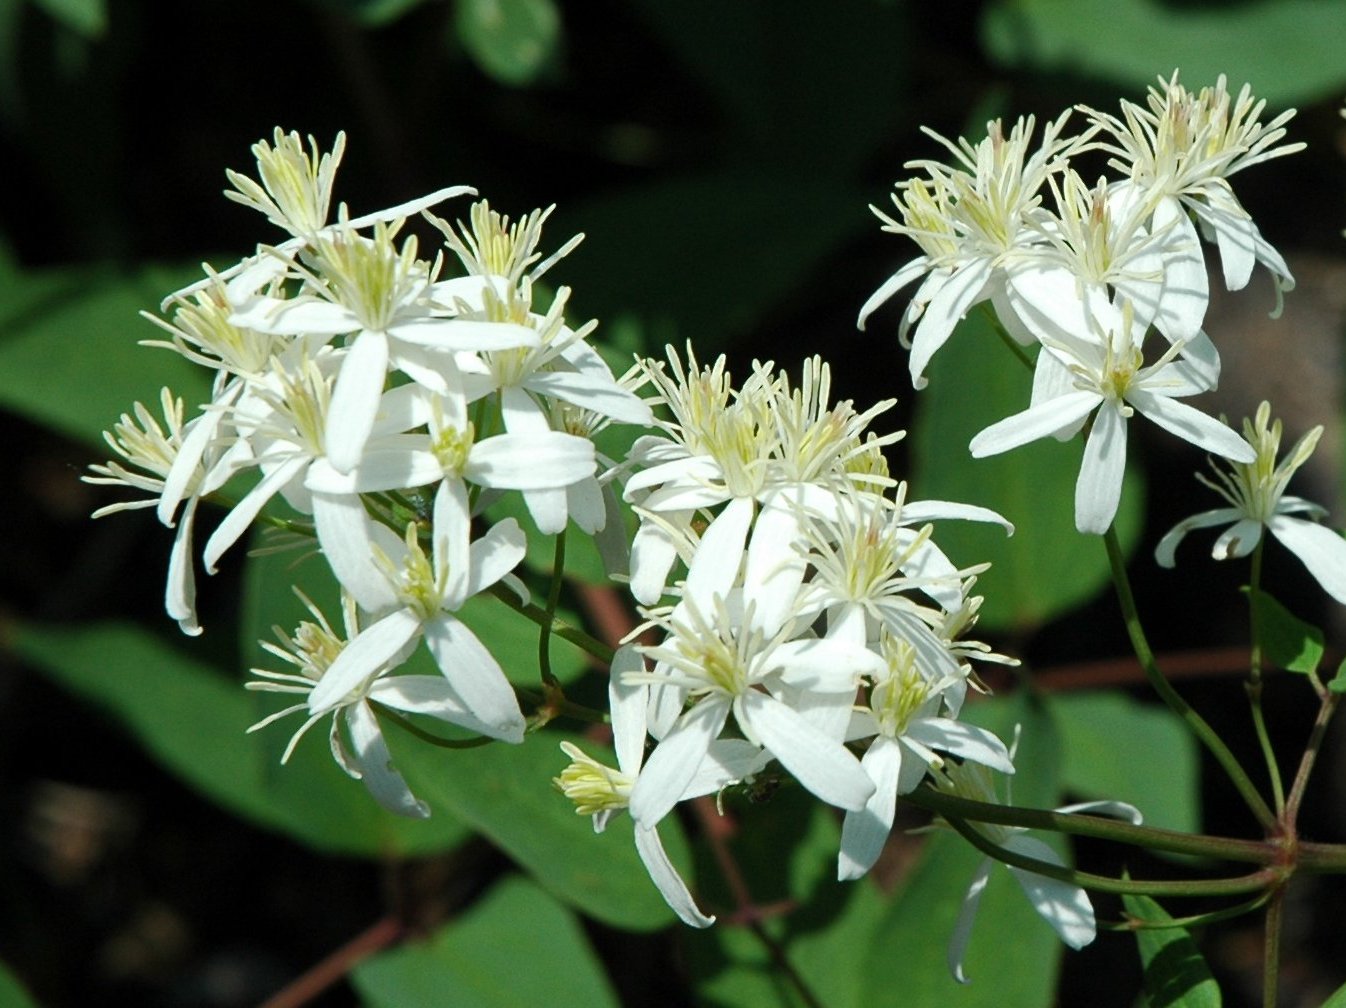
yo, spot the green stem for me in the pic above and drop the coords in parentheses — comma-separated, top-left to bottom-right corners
(538, 530, 568, 690)
(904, 785, 1273, 863)
(1247, 541, 1286, 814)
(1103, 526, 1278, 833)
(1107, 890, 1272, 932)
(1263, 886, 1284, 1008)
(1283, 691, 1340, 830)
(940, 813, 1278, 897)
(488, 581, 615, 666)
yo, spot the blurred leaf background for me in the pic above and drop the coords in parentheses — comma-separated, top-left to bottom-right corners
(2, 1, 1346, 1005)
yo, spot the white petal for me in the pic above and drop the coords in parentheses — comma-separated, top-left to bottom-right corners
(1054, 799, 1143, 824)
(608, 646, 649, 775)
(906, 718, 1015, 774)
(633, 825, 715, 927)
(1129, 391, 1254, 462)
(948, 858, 993, 983)
(909, 258, 993, 389)
(1212, 518, 1263, 560)
(165, 497, 201, 636)
(466, 432, 594, 490)
(1153, 508, 1242, 567)
(312, 491, 399, 613)
(1189, 188, 1256, 291)
(1145, 201, 1208, 341)
(522, 487, 570, 535)
(325, 330, 390, 473)
(837, 737, 902, 880)
(309, 608, 422, 713)
(629, 698, 730, 828)
(434, 478, 472, 606)
(202, 455, 306, 574)
(857, 256, 929, 330)
(682, 496, 753, 609)
(969, 392, 1100, 458)
(346, 185, 477, 229)
(1075, 402, 1127, 535)
(737, 691, 874, 812)
(525, 370, 654, 426)
(1269, 517, 1346, 604)
(743, 493, 807, 636)
(344, 701, 430, 818)
(396, 317, 540, 351)
(1004, 835, 1095, 950)
(423, 613, 525, 743)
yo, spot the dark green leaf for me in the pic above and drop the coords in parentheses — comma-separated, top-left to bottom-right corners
(391, 725, 686, 931)
(0, 960, 40, 1008)
(455, 0, 561, 87)
(1047, 692, 1198, 833)
(1122, 893, 1221, 1008)
(910, 312, 1144, 632)
(0, 261, 211, 448)
(13, 619, 469, 856)
(303, 0, 426, 25)
(1322, 979, 1346, 1007)
(353, 876, 619, 1008)
(980, 0, 1346, 107)
(31, 0, 106, 36)
(1328, 659, 1346, 695)
(1244, 586, 1323, 675)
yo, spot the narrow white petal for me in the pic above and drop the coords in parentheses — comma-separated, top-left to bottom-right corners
(1004, 835, 1095, 950)
(525, 370, 654, 426)
(909, 258, 992, 388)
(523, 487, 570, 534)
(743, 493, 807, 636)
(464, 517, 527, 599)
(1075, 403, 1127, 535)
(737, 691, 874, 812)
(165, 497, 201, 636)
(345, 185, 477, 229)
(344, 702, 430, 818)
(202, 455, 305, 573)
(1189, 189, 1256, 291)
(608, 646, 649, 775)
(423, 614, 525, 742)
(397, 317, 541, 350)
(837, 737, 902, 880)
(1130, 391, 1254, 462)
(948, 858, 993, 983)
(900, 499, 1013, 533)
(1269, 517, 1346, 604)
(466, 432, 595, 489)
(1212, 518, 1263, 560)
(682, 496, 753, 609)
(309, 608, 422, 713)
(1153, 508, 1242, 567)
(857, 256, 929, 330)
(969, 392, 1100, 458)
(434, 478, 472, 607)
(1054, 799, 1143, 824)
(312, 491, 400, 613)
(326, 330, 390, 473)
(906, 719, 1015, 774)
(629, 699, 730, 827)
(633, 825, 715, 927)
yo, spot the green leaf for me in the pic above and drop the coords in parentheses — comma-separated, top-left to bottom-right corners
(1244, 586, 1324, 675)
(0, 261, 211, 448)
(1327, 658, 1346, 695)
(1323, 978, 1346, 1008)
(1122, 893, 1221, 1008)
(1047, 692, 1198, 833)
(391, 725, 686, 931)
(910, 313, 1143, 633)
(0, 960, 40, 1008)
(455, 0, 561, 87)
(980, 0, 1346, 107)
(12, 619, 469, 857)
(304, 0, 427, 25)
(859, 693, 1066, 1007)
(30, 0, 106, 36)
(353, 875, 619, 1008)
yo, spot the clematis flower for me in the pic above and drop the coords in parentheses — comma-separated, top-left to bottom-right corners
(837, 634, 1014, 881)
(554, 646, 767, 927)
(1155, 401, 1346, 602)
(247, 592, 504, 818)
(970, 298, 1253, 534)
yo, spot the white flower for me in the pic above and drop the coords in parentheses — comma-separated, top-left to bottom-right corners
(247, 591, 499, 818)
(1084, 72, 1303, 305)
(627, 585, 880, 829)
(1156, 401, 1346, 602)
(553, 646, 767, 927)
(307, 494, 528, 743)
(837, 635, 1013, 881)
(970, 298, 1253, 534)
(858, 113, 1086, 388)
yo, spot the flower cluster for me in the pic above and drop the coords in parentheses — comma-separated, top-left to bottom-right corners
(557, 348, 1022, 926)
(862, 73, 1306, 534)
(87, 129, 652, 815)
